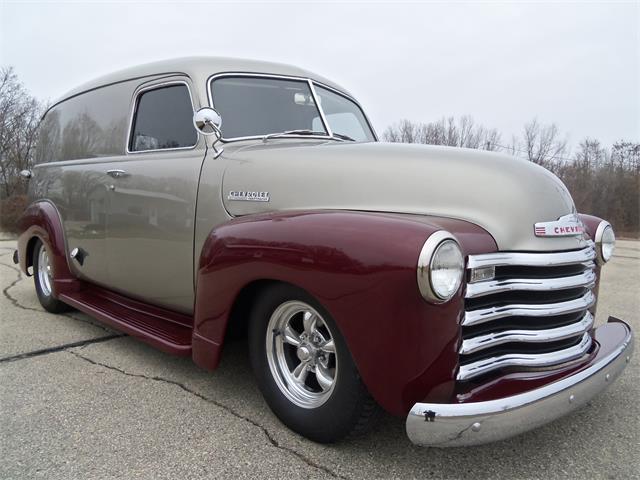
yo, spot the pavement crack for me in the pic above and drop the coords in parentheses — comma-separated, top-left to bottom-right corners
(0, 334, 124, 363)
(0, 262, 113, 333)
(69, 350, 348, 479)
(0, 262, 42, 313)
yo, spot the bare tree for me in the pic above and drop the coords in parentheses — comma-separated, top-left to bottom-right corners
(552, 138, 639, 236)
(611, 141, 640, 172)
(383, 116, 502, 151)
(0, 66, 44, 197)
(382, 119, 420, 143)
(509, 118, 568, 169)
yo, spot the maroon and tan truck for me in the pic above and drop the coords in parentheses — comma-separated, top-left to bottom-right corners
(15, 57, 633, 446)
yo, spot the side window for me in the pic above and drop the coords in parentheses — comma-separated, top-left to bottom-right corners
(35, 79, 136, 163)
(129, 83, 197, 152)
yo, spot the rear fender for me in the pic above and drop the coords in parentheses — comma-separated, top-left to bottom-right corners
(17, 200, 79, 297)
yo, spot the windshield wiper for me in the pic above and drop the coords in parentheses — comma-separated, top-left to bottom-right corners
(261, 129, 356, 143)
(262, 130, 328, 142)
(332, 132, 356, 142)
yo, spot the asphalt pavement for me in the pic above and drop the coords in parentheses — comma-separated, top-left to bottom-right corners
(1, 238, 638, 479)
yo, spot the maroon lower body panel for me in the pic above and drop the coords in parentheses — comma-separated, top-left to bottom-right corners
(59, 284, 193, 356)
(191, 333, 222, 370)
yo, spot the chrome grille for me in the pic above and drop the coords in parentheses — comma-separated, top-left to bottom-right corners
(459, 243, 597, 381)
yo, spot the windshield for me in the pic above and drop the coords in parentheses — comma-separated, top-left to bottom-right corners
(209, 76, 375, 141)
(312, 85, 376, 142)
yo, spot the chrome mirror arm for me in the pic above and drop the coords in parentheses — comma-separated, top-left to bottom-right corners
(209, 125, 224, 159)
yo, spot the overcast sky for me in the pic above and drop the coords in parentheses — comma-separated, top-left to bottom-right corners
(1, 1, 638, 149)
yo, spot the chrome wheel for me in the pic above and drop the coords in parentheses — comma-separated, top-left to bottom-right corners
(266, 300, 338, 409)
(37, 246, 53, 297)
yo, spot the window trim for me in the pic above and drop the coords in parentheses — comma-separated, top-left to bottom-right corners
(126, 79, 199, 154)
(206, 72, 378, 143)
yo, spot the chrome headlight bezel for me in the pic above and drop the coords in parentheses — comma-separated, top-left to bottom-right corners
(595, 221, 615, 265)
(417, 231, 464, 303)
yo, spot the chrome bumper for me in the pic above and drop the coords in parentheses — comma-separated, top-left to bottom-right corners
(406, 318, 634, 447)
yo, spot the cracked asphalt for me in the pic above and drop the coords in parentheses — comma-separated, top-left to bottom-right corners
(1, 238, 639, 479)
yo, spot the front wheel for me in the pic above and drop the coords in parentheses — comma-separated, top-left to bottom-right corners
(249, 284, 380, 443)
(32, 239, 69, 313)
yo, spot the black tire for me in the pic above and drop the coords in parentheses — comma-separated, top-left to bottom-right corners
(32, 239, 70, 314)
(249, 283, 380, 443)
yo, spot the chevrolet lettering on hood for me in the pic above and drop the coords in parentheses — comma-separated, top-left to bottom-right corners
(227, 191, 270, 202)
(534, 214, 586, 237)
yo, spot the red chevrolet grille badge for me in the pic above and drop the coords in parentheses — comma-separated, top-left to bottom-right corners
(534, 214, 585, 237)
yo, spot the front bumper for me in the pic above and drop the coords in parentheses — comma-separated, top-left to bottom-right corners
(406, 318, 633, 447)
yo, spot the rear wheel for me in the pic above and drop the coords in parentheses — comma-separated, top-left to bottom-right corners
(32, 239, 69, 313)
(249, 284, 380, 443)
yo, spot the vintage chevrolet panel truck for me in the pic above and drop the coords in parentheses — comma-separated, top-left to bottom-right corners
(15, 57, 633, 446)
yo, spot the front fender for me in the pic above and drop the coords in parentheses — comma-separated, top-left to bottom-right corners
(193, 210, 496, 416)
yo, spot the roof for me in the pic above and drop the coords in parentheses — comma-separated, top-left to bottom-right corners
(56, 56, 353, 105)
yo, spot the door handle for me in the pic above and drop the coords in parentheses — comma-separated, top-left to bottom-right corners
(106, 169, 130, 179)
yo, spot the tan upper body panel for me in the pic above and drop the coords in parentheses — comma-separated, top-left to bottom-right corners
(220, 140, 587, 252)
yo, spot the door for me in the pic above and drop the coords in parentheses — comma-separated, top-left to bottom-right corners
(104, 78, 205, 313)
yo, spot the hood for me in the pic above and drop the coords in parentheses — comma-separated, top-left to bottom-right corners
(222, 141, 588, 252)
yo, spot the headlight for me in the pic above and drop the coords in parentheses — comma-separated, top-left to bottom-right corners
(417, 231, 464, 303)
(595, 221, 615, 264)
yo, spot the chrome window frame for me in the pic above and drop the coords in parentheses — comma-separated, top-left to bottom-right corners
(206, 72, 378, 143)
(126, 79, 199, 155)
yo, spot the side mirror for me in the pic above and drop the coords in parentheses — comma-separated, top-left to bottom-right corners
(193, 107, 224, 158)
(193, 107, 222, 136)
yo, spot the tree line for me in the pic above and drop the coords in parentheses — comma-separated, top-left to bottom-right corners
(1, 65, 638, 236)
(384, 118, 639, 237)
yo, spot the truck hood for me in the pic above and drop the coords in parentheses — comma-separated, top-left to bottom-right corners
(222, 141, 588, 251)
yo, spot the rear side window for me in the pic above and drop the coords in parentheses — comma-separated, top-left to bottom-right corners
(129, 84, 197, 152)
(35, 79, 137, 163)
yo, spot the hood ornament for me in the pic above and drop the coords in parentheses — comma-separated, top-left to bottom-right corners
(534, 214, 585, 237)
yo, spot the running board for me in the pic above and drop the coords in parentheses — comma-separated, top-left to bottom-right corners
(59, 285, 193, 356)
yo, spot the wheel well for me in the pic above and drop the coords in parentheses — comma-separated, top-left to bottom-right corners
(24, 236, 40, 274)
(224, 279, 284, 342)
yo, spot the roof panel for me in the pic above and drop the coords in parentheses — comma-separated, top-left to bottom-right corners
(56, 56, 352, 105)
